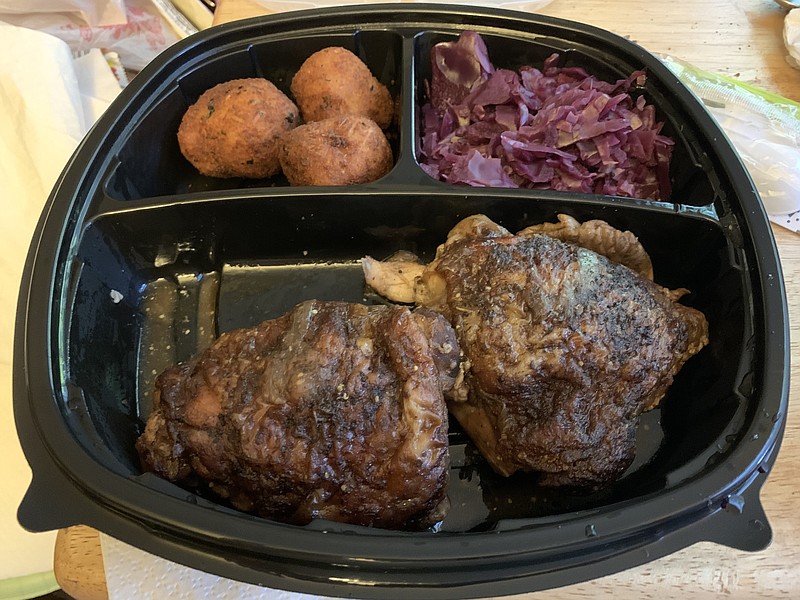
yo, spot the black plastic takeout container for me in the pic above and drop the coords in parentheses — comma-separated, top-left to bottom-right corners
(14, 4, 789, 598)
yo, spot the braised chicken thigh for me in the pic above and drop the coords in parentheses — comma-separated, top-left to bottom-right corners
(363, 215, 708, 487)
(137, 300, 460, 529)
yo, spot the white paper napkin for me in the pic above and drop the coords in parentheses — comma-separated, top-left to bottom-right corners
(0, 20, 121, 592)
(101, 534, 328, 600)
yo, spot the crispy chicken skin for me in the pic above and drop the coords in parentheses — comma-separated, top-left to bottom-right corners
(177, 78, 299, 179)
(279, 115, 392, 186)
(136, 301, 460, 529)
(363, 215, 709, 487)
(290, 47, 394, 129)
(519, 213, 654, 280)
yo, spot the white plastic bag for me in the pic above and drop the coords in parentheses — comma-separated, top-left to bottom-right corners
(0, 0, 181, 71)
(0, 0, 126, 27)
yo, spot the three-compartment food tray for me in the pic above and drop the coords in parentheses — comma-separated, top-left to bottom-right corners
(14, 5, 788, 598)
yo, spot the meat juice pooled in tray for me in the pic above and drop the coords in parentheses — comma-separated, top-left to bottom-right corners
(363, 215, 709, 487)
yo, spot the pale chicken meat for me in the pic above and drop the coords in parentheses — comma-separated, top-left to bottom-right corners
(362, 215, 708, 487)
(136, 300, 460, 529)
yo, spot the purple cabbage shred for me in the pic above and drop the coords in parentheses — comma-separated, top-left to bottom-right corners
(420, 32, 674, 201)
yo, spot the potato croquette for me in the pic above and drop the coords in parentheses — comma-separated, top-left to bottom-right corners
(178, 78, 299, 178)
(291, 47, 394, 129)
(279, 115, 393, 186)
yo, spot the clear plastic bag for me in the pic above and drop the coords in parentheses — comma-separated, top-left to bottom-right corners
(662, 55, 800, 222)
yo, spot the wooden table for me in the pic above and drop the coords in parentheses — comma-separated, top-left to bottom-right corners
(54, 1, 800, 598)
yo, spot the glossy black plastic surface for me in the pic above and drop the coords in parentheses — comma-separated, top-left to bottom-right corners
(14, 5, 788, 598)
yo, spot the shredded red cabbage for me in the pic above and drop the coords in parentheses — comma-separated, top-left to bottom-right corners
(420, 32, 674, 200)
